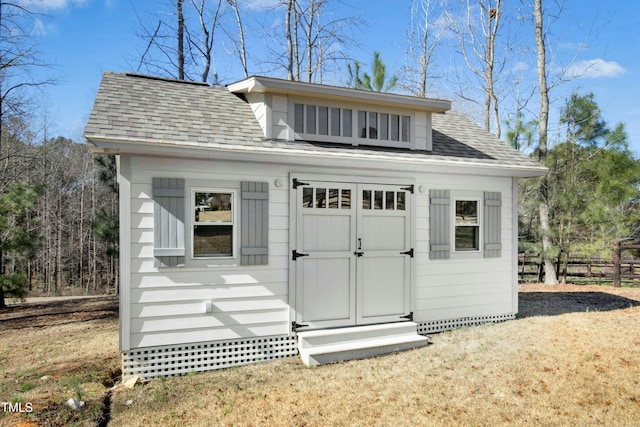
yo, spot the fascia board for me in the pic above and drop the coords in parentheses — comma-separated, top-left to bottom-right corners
(85, 136, 548, 178)
(227, 76, 451, 113)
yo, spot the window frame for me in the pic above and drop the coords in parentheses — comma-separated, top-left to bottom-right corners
(290, 97, 414, 149)
(452, 195, 482, 254)
(190, 187, 238, 261)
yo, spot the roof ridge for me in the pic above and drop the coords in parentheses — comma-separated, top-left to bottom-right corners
(122, 72, 210, 87)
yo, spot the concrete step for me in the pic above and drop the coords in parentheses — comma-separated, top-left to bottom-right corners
(297, 322, 429, 366)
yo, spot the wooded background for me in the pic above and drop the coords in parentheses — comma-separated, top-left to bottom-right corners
(1, 0, 639, 306)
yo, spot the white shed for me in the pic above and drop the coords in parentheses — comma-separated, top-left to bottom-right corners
(84, 72, 546, 377)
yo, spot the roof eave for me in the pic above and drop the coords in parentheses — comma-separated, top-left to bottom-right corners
(84, 135, 548, 178)
(226, 76, 451, 113)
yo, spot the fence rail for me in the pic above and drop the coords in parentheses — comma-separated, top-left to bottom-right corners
(519, 242, 640, 287)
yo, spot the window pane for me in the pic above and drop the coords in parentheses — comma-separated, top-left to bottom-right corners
(343, 109, 352, 137)
(369, 112, 378, 139)
(385, 191, 395, 210)
(402, 115, 411, 142)
(456, 200, 478, 224)
(318, 106, 329, 135)
(374, 191, 383, 209)
(303, 187, 313, 208)
(294, 104, 304, 134)
(329, 188, 339, 209)
(316, 188, 326, 208)
(194, 225, 233, 257)
(390, 114, 400, 141)
(306, 105, 316, 134)
(358, 110, 367, 138)
(455, 226, 479, 251)
(341, 189, 351, 209)
(330, 108, 341, 136)
(380, 113, 389, 140)
(363, 190, 371, 209)
(195, 192, 232, 223)
(397, 192, 406, 210)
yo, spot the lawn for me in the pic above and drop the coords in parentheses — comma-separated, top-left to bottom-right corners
(1, 285, 639, 426)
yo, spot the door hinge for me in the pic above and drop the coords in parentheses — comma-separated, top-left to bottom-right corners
(354, 251, 364, 257)
(400, 248, 414, 257)
(401, 184, 414, 194)
(400, 312, 413, 321)
(292, 178, 310, 189)
(292, 321, 309, 331)
(292, 250, 309, 261)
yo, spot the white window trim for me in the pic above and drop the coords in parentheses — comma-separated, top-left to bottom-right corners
(189, 187, 238, 264)
(289, 97, 415, 149)
(452, 194, 482, 257)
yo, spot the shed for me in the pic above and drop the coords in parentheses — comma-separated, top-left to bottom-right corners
(84, 72, 546, 377)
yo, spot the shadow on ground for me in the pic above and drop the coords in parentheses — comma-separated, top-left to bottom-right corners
(518, 292, 640, 318)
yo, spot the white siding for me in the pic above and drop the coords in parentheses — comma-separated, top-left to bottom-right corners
(271, 94, 291, 140)
(413, 174, 516, 322)
(122, 154, 518, 351)
(125, 155, 291, 349)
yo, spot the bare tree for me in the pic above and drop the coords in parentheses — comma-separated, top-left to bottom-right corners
(534, 0, 558, 284)
(402, 0, 445, 97)
(446, 0, 506, 137)
(223, 0, 248, 78)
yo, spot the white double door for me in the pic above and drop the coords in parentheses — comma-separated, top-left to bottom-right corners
(294, 181, 412, 330)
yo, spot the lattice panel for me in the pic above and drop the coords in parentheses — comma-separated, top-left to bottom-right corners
(122, 335, 298, 378)
(417, 313, 515, 334)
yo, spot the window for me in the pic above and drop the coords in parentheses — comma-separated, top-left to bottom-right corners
(292, 102, 411, 145)
(454, 199, 480, 251)
(193, 190, 235, 258)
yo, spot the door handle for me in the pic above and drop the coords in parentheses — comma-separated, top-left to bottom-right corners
(358, 238, 362, 250)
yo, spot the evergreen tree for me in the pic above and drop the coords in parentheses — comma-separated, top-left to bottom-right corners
(347, 52, 398, 92)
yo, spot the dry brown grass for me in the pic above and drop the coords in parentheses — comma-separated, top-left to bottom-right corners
(2, 287, 640, 426)
(0, 296, 119, 426)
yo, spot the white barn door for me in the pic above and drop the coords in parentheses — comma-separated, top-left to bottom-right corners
(294, 180, 412, 330)
(356, 185, 411, 324)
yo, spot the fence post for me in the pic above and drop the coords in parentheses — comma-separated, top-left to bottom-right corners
(613, 241, 621, 287)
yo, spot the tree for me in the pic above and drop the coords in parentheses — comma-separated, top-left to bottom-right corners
(446, 0, 506, 137)
(347, 52, 398, 92)
(0, 182, 41, 307)
(402, 0, 445, 97)
(534, 0, 558, 284)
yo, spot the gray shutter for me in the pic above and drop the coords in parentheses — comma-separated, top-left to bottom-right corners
(483, 191, 502, 258)
(429, 189, 451, 260)
(241, 182, 269, 265)
(153, 178, 185, 268)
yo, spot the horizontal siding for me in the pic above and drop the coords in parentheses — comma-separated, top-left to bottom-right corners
(413, 174, 516, 323)
(123, 155, 519, 349)
(126, 156, 291, 349)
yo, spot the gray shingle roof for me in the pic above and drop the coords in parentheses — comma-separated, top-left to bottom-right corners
(84, 72, 545, 173)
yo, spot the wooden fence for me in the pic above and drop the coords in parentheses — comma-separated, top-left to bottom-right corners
(519, 242, 640, 287)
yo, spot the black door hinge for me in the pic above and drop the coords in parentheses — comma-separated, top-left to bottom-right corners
(401, 184, 414, 194)
(354, 251, 364, 257)
(292, 178, 310, 189)
(400, 248, 414, 257)
(400, 312, 413, 321)
(292, 321, 309, 331)
(292, 250, 309, 261)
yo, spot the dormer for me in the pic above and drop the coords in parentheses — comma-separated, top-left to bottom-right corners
(227, 76, 451, 151)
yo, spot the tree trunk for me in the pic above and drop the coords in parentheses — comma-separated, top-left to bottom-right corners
(286, 0, 293, 80)
(534, 0, 558, 284)
(177, 0, 184, 80)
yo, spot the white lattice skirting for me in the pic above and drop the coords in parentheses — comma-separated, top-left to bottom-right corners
(416, 313, 515, 334)
(122, 335, 298, 378)
(122, 314, 515, 378)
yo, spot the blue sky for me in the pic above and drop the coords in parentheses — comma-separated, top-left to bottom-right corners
(21, 0, 640, 154)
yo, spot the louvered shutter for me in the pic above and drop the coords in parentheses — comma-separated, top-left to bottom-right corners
(153, 178, 185, 268)
(429, 189, 451, 260)
(483, 191, 502, 258)
(240, 182, 269, 265)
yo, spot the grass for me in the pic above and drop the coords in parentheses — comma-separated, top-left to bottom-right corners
(2, 289, 640, 426)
